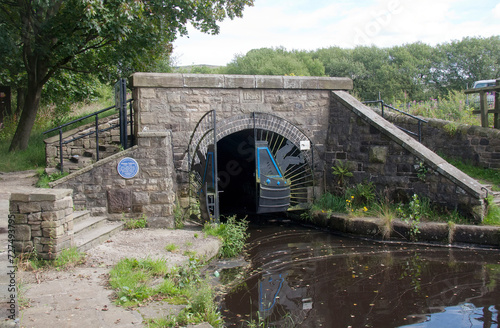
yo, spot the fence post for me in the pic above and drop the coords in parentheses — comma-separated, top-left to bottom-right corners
(480, 91, 488, 128)
(495, 79, 500, 129)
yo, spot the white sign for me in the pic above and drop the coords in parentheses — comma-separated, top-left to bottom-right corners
(300, 140, 311, 151)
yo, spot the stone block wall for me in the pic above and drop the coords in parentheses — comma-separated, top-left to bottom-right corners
(327, 91, 485, 221)
(9, 189, 74, 260)
(130, 73, 352, 200)
(380, 112, 500, 169)
(51, 132, 176, 228)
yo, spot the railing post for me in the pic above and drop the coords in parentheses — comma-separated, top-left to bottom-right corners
(115, 78, 128, 150)
(95, 114, 100, 161)
(213, 109, 219, 223)
(59, 129, 63, 173)
(381, 100, 385, 118)
(418, 121, 422, 143)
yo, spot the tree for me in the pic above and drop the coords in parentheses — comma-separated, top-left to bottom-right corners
(224, 47, 325, 76)
(0, 0, 253, 151)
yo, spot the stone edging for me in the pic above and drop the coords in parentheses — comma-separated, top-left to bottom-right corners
(306, 212, 500, 249)
(129, 72, 354, 90)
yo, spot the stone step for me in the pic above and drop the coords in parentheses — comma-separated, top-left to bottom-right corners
(73, 210, 91, 225)
(75, 221, 124, 253)
(74, 216, 107, 239)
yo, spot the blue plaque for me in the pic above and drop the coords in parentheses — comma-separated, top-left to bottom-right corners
(117, 157, 139, 179)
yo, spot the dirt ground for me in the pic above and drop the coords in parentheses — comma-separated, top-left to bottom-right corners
(17, 228, 221, 328)
(0, 171, 222, 327)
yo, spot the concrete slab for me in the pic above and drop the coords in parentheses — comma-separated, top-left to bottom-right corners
(19, 268, 143, 328)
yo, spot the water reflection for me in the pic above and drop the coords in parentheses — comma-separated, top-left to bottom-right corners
(221, 223, 500, 327)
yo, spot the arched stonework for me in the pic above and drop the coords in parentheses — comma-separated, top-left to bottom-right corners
(216, 112, 315, 166)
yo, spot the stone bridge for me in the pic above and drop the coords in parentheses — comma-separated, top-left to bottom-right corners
(53, 73, 486, 226)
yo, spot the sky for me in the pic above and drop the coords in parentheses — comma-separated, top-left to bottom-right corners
(172, 0, 500, 67)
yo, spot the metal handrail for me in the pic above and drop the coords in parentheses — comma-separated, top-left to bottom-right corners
(43, 99, 133, 173)
(363, 99, 428, 142)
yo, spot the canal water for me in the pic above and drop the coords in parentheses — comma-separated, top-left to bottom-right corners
(220, 221, 500, 328)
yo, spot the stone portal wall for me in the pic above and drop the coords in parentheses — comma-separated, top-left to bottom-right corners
(381, 112, 500, 169)
(9, 189, 74, 259)
(327, 91, 485, 220)
(129, 73, 485, 221)
(130, 73, 353, 199)
(51, 132, 176, 228)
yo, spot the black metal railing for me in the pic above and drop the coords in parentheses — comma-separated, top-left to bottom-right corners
(363, 99, 428, 142)
(43, 98, 134, 173)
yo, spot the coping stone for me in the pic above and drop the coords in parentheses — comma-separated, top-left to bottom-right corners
(130, 73, 353, 91)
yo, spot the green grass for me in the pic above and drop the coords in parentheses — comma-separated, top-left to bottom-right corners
(0, 132, 46, 172)
(443, 156, 500, 190)
(310, 192, 346, 213)
(110, 257, 222, 327)
(16, 247, 86, 271)
(165, 243, 179, 252)
(0, 86, 115, 173)
(484, 196, 500, 226)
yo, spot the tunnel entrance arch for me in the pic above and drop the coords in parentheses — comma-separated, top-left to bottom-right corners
(187, 112, 316, 220)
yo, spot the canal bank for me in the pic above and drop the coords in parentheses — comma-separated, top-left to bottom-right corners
(301, 212, 500, 249)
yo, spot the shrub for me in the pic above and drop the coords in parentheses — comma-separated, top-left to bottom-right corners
(203, 215, 248, 258)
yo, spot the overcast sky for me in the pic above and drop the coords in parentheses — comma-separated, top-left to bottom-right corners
(172, 0, 500, 66)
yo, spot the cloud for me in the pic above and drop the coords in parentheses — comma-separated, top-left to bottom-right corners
(172, 0, 500, 66)
(494, 3, 500, 18)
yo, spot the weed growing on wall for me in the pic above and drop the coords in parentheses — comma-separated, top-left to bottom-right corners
(332, 160, 354, 193)
(122, 214, 148, 229)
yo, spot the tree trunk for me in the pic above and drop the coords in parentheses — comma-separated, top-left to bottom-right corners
(16, 88, 25, 115)
(8, 81, 42, 152)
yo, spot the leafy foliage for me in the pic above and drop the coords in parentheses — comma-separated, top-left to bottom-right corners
(0, 0, 254, 151)
(345, 182, 376, 207)
(35, 169, 69, 188)
(203, 215, 248, 258)
(331, 160, 353, 191)
(223, 47, 325, 76)
(397, 194, 422, 240)
(227, 36, 500, 102)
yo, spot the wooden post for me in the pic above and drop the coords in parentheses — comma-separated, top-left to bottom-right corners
(480, 90, 488, 128)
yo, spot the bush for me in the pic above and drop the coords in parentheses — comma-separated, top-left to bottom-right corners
(203, 215, 248, 258)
